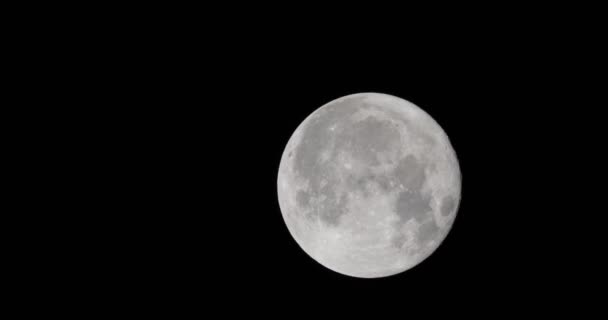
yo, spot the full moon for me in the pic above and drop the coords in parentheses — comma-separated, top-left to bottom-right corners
(277, 93, 461, 278)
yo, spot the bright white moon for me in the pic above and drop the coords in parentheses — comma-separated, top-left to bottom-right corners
(277, 93, 461, 278)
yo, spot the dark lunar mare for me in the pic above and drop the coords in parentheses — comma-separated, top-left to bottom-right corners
(292, 96, 363, 225)
(293, 97, 401, 226)
(391, 154, 439, 249)
(440, 195, 456, 216)
(293, 96, 441, 251)
(333, 115, 401, 166)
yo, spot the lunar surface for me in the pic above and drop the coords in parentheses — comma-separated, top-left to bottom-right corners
(277, 93, 461, 278)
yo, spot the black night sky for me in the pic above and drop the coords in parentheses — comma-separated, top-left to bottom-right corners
(65, 10, 598, 314)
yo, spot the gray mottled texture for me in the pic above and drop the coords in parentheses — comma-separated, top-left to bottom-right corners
(278, 93, 461, 278)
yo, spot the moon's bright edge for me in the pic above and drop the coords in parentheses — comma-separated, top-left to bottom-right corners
(277, 93, 461, 278)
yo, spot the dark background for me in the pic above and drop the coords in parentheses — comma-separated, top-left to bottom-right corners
(16, 6, 602, 314)
(114, 39, 590, 309)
